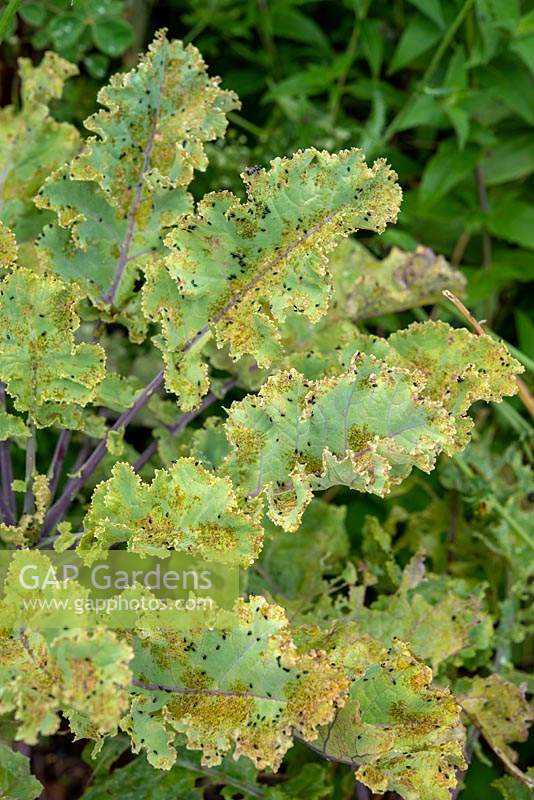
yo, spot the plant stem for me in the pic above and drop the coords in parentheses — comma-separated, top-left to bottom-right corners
(47, 429, 72, 499)
(442, 289, 485, 335)
(0, 383, 16, 524)
(0, 495, 13, 524)
(41, 369, 165, 537)
(133, 376, 237, 472)
(22, 422, 36, 516)
(0, 0, 21, 44)
(382, 0, 475, 143)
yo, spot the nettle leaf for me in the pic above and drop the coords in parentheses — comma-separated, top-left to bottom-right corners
(79, 458, 263, 567)
(0, 743, 42, 800)
(127, 596, 349, 770)
(309, 630, 465, 800)
(144, 147, 401, 408)
(329, 239, 466, 320)
(35, 31, 238, 336)
(457, 674, 533, 764)
(0, 252, 105, 418)
(0, 52, 79, 245)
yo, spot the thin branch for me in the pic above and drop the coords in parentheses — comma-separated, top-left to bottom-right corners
(0, 383, 16, 524)
(48, 429, 72, 499)
(442, 290, 485, 335)
(133, 376, 237, 472)
(41, 369, 165, 537)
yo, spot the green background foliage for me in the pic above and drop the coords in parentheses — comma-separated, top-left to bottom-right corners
(0, 1, 532, 799)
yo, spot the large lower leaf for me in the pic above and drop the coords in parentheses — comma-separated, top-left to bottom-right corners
(127, 597, 349, 770)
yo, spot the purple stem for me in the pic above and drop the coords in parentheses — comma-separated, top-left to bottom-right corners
(0, 494, 12, 524)
(133, 377, 237, 473)
(68, 439, 92, 478)
(48, 429, 72, 499)
(0, 382, 16, 525)
(41, 369, 165, 537)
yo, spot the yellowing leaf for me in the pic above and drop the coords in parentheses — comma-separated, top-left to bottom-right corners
(0, 267, 105, 417)
(310, 630, 466, 800)
(145, 147, 401, 407)
(225, 355, 454, 530)
(79, 458, 263, 567)
(458, 674, 533, 764)
(0, 53, 79, 245)
(36, 31, 238, 337)
(330, 239, 466, 320)
(128, 597, 349, 770)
